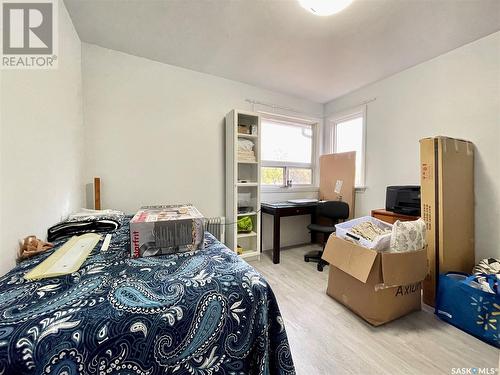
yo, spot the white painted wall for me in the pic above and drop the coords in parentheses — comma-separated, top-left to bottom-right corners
(325, 32, 500, 261)
(81, 44, 323, 250)
(0, 1, 84, 276)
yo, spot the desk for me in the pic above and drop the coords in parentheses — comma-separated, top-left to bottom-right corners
(261, 202, 318, 264)
(371, 209, 419, 224)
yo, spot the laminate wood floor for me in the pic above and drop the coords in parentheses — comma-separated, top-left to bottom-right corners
(248, 245, 499, 375)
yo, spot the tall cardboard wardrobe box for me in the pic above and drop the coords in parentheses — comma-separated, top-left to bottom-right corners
(420, 136, 475, 306)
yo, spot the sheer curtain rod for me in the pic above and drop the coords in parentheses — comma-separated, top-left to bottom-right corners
(245, 99, 322, 118)
(327, 97, 377, 116)
(245, 98, 376, 119)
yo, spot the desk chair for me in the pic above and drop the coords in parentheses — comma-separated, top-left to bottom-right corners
(304, 201, 349, 271)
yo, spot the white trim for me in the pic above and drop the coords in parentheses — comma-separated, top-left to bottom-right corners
(326, 105, 367, 188)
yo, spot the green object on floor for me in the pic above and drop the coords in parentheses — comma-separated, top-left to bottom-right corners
(237, 216, 253, 233)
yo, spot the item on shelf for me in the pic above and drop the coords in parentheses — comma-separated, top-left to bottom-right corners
(335, 216, 392, 250)
(18, 236, 54, 261)
(238, 124, 251, 134)
(237, 139, 256, 162)
(130, 204, 204, 257)
(237, 216, 253, 233)
(237, 245, 244, 255)
(238, 192, 252, 207)
(238, 206, 253, 215)
(389, 218, 426, 252)
(436, 272, 500, 348)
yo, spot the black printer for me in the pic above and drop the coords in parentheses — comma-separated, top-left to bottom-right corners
(385, 186, 421, 216)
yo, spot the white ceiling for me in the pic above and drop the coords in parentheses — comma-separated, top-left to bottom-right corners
(64, 0, 500, 103)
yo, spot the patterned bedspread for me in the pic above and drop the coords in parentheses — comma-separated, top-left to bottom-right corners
(0, 220, 295, 375)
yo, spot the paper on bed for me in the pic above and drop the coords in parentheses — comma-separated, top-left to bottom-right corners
(25, 233, 101, 280)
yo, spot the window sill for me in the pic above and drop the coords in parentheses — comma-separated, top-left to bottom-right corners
(261, 185, 319, 194)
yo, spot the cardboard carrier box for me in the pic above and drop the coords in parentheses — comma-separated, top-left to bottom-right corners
(322, 236, 428, 326)
(130, 204, 204, 257)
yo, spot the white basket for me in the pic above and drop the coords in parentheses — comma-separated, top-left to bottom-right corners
(335, 216, 393, 250)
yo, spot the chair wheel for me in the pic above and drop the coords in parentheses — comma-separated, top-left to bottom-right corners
(317, 263, 324, 272)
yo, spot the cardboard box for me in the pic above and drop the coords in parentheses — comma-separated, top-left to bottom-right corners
(130, 204, 204, 258)
(322, 236, 428, 326)
(420, 137, 474, 306)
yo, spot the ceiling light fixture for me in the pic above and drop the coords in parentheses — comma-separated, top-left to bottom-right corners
(298, 0, 353, 16)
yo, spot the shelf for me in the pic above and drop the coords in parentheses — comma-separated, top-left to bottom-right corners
(226, 109, 261, 259)
(237, 231, 257, 238)
(237, 133, 258, 139)
(237, 211, 257, 217)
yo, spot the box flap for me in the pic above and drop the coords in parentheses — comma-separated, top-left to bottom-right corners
(381, 248, 428, 287)
(322, 236, 378, 283)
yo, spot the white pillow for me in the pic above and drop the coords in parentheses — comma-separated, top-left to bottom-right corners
(390, 218, 426, 252)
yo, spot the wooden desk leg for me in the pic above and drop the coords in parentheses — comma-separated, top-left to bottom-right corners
(310, 212, 316, 244)
(273, 214, 281, 264)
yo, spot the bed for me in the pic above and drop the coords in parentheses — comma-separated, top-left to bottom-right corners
(0, 218, 295, 374)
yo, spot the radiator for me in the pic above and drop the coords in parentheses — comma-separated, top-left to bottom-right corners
(204, 217, 225, 244)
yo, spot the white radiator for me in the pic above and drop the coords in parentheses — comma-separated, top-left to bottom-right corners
(204, 217, 225, 244)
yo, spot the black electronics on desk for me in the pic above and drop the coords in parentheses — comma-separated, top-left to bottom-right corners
(385, 185, 421, 216)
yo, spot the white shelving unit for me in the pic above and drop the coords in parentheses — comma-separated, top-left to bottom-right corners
(225, 109, 261, 260)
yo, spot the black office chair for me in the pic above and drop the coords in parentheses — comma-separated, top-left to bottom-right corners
(304, 201, 349, 271)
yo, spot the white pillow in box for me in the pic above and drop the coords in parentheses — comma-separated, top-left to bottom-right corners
(390, 218, 426, 252)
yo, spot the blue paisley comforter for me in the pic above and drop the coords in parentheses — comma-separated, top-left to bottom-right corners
(0, 220, 295, 375)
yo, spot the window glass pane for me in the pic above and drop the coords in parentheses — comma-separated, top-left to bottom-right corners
(262, 167, 284, 186)
(335, 116, 363, 186)
(288, 168, 312, 185)
(262, 121, 312, 163)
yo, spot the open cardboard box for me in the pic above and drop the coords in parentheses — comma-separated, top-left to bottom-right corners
(322, 235, 428, 326)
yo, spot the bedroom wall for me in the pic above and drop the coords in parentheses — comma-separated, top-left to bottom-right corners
(81, 43, 323, 251)
(0, 1, 84, 276)
(324, 31, 500, 261)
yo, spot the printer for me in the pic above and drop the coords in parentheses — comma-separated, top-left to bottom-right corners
(385, 186, 421, 216)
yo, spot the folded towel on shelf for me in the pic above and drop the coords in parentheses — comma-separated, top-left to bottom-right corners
(238, 139, 255, 152)
(238, 149, 256, 162)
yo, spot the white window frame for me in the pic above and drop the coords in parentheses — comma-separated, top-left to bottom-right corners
(326, 106, 367, 189)
(260, 113, 320, 191)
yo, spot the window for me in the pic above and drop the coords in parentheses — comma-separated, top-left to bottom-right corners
(328, 108, 366, 187)
(261, 118, 316, 187)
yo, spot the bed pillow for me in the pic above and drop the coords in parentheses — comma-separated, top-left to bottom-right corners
(390, 218, 426, 252)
